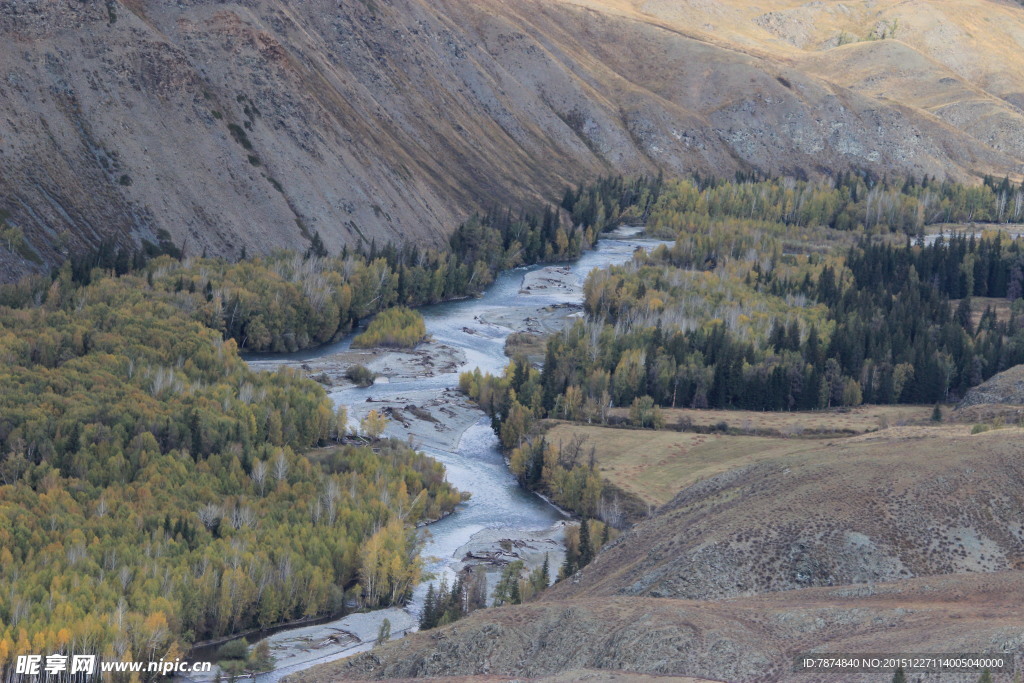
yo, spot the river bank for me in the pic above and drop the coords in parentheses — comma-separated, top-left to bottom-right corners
(208, 230, 664, 682)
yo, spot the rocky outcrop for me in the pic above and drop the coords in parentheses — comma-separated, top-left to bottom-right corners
(959, 364, 1024, 408)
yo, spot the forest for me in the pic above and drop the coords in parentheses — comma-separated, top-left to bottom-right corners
(461, 173, 1024, 520)
(0, 181, 618, 678)
(0, 268, 462, 678)
(51, 201, 600, 355)
(644, 172, 1024, 236)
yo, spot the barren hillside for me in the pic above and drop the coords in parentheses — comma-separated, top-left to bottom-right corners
(3, 0, 1024, 280)
(313, 426, 1024, 681)
(552, 428, 1024, 601)
(324, 572, 1024, 682)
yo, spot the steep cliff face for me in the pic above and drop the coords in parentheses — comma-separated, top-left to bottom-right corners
(2, 0, 1023, 280)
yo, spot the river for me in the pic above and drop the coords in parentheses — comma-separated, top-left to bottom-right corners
(186, 228, 667, 682)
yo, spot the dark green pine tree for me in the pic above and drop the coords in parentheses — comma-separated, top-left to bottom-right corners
(784, 319, 801, 351)
(931, 403, 943, 422)
(561, 187, 576, 212)
(600, 520, 610, 548)
(189, 410, 203, 460)
(541, 342, 560, 413)
(892, 666, 906, 683)
(578, 518, 593, 567)
(509, 575, 521, 605)
(540, 553, 550, 588)
(977, 669, 992, 683)
(420, 583, 436, 630)
(511, 357, 530, 394)
(956, 296, 974, 335)
(446, 576, 464, 622)
(527, 438, 545, 487)
(817, 265, 837, 305)
(805, 324, 821, 367)
(560, 553, 577, 580)
(768, 319, 786, 351)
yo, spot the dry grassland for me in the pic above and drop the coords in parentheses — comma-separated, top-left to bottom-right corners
(546, 407, 974, 506)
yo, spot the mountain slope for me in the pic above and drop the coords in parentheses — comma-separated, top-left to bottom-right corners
(549, 428, 1024, 602)
(316, 426, 1024, 681)
(2, 0, 1023, 281)
(319, 572, 1024, 682)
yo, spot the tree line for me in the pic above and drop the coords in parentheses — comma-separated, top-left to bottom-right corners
(645, 173, 1024, 237)
(496, 233, 1024, 421)
(43, 197, 603, 355)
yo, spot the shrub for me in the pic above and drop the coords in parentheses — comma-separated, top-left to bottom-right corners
(248, 640, 274, 671)
(628, 395, 665, 429)
(227, 123, 253, 150)
(352, 306, 426, 349)
(345, 363, 376, 387)
(216, 638, 249, 661)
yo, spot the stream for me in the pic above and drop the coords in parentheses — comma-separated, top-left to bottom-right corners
(185, 228, 667, 681)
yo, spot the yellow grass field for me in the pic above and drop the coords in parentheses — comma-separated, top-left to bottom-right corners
(543, 424, 803, 507)
(545, 407, 970, 507)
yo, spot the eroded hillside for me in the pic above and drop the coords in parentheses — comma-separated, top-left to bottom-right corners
(322, 572, 1024, 682)
(550, 428, 1024, 601)
(321, 426, 1024, 681)
(3, 0, 1024, 280)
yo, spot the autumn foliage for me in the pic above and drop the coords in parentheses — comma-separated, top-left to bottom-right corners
(352, 307, 426, 349)
(0, 268, 460, 674)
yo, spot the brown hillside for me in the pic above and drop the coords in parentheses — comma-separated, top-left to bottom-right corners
(3, 0, 1024, 279)
(548, 428, 1024, 602)
(324, 572, 1024, 682)
(543, 408, 945, 508)
(301, 425, 1024, 682)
